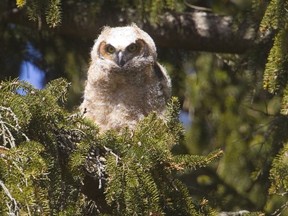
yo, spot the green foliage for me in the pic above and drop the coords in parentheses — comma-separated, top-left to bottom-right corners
(269, 142, 288, 194)
(282, 86, 288, 115)
(0, 141, 48, 215)
(260, 0, 288, 31)
(0, 79, 86, 215)
(145, 0, 183, 23)
(180, 2, 288, 214)
(16, 0, 61, 28)
(16, 0, 26, 8)
(0, 79, 220, 215)
(261, 0, 288, 116)
(16, 0, 185, 27)
(46, 0, 62, 28)
(258, 1, 288, 213)
(263, 29, 288, 95)
(183, 38, 288, 216)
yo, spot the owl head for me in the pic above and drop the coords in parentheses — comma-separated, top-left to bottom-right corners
(91, 24, 157, 72)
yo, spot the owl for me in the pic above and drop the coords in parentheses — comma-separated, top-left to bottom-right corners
(80, 24, 171, 132)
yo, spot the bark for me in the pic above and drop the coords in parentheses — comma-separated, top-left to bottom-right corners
(4, 7, 256, 54)
(59, 11, 256, 54)
(143, 12, 255, 53)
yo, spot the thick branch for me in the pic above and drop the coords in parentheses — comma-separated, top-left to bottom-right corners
(144, 12, 255, 53)
(57, 11, 255, 53)
(5, 8, 255, 53)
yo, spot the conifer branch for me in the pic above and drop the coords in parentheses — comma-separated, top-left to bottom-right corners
(0, 180, 20, 215)
(0, 106, 29, 148)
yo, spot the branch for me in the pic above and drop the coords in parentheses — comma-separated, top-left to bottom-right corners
(59, 11, 255, 53)
(219, 210, 250, 216)
(0, 180, 20, 215)
(143, 12, 255, 53)
(5, 8, 256, 54)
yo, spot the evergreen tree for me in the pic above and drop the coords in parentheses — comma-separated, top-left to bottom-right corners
(0, 79, 221, 215)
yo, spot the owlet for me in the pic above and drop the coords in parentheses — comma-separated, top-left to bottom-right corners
(80, 24, 171, 132)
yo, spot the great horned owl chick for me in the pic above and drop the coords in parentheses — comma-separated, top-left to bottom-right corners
(80, 24, 171, 132)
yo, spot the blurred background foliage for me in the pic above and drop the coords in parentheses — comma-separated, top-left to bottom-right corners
(1, 0, 288, 215)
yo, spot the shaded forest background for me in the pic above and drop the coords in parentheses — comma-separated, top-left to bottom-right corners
(1, 0, 288, 215)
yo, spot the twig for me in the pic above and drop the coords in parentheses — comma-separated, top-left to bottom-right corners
(271, 200, 288, 216)
(218, 210, 250, 216)
(104, 146, 121, 165)
(0, 180, 20, 216)
(0, 106, 29, 148)
(184, 0, 212, 12)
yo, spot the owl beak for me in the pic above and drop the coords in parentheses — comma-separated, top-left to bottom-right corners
(116, 51, 126, 67)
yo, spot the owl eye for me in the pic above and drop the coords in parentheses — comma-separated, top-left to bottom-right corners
(127, 43, 138, 53)
(106, 45, 116, 54)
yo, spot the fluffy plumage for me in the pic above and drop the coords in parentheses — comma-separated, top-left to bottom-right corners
(80, 24, 171, 132)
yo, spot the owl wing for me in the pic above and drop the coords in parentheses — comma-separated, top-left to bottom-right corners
(154, 62, 172, 102)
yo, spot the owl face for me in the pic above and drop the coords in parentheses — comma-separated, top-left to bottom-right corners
(91, 24, 157, 72)
(98, 39, 147, 67)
